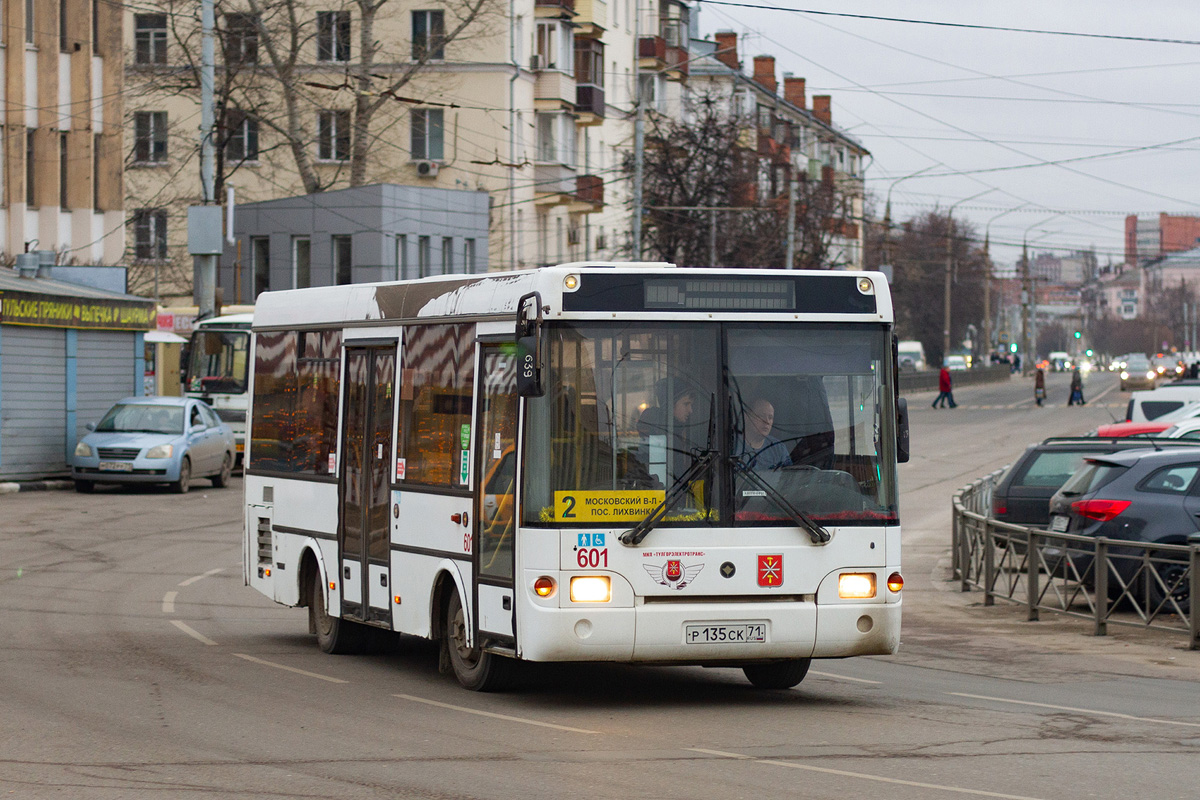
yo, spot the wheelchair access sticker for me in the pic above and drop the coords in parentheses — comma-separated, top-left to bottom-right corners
(554, 491, 664, 522)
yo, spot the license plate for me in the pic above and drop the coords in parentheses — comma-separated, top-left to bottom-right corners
(684, 622, 767, 644)
(98, 461, 133, 472)
(1049, 514, 1069, 532)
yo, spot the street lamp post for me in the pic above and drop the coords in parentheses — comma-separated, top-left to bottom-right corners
(881, 166, 937, 270)
(1021, 213, 1065, 374)
(982, 203, 1031, 356)
(944, 189, 995, 364)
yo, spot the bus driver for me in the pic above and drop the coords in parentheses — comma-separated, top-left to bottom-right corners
(735, 397, 792, 471)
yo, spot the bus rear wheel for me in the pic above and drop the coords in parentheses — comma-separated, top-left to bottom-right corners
(309, 569, 363, 654)
(443, 590, 515, 692)
(742, 658, 811, 690)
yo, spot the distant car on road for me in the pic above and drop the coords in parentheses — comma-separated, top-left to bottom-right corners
(70, 397, 235, 494)
(945, 354, 968, 371)
(897, 340, 926, 371)
(1119, 355, 1158, 391)
(991, 436, 1197, 527)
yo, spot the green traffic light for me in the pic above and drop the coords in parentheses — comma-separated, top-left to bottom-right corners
(1009, 343, 1018, 353)
(1086, 349, 1094, 357)
(1073, 331, 1082, 339)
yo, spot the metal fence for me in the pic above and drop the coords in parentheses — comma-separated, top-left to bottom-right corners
(952, 470, 1200, 648)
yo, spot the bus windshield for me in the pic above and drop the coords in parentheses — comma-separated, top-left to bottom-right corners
(522, 321, 898, 528)
(187, 329, 250, 394)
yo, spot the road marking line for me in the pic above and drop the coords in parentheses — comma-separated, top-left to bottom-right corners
(162, 591, 177, 614)
(687, 748, 1049, 800)
(947, 692, 1200, 728)
(234, 653, 349, 683)
(393, 693, 598, 734)
(179, 567, 224, 587)
(808, 670, 881, 684)
(170, 620, 217, 646)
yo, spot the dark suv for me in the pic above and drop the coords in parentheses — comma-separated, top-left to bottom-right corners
(1048, 447, 1200, 604)
(991, 437, 1197, 527)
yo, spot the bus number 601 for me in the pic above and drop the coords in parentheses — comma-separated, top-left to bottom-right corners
(577, 548, 608, 568)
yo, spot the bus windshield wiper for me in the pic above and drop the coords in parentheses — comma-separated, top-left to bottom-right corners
(620, 393, 717, 547)
(736, 463, 831, 545)
(619, 449, 718, 546)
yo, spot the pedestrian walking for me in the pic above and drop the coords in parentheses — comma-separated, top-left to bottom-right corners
(932, 364, 957, 409)
(1067, 368, 1085, 406)
(1034, 367, 1046, 407)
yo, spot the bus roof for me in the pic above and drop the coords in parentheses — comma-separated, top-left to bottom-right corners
(196, 313, 253, 327)
(251, 265, 894, 329)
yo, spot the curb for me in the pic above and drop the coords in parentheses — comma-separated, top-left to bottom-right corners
(0, 480, 75, 494)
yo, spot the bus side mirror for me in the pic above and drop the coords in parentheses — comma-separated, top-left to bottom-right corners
(896, 397, 910, 463)
(515, 292, 545, 398)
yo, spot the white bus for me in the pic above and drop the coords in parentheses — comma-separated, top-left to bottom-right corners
(186, 313, 252, 459)
(243, 264, 909, 691)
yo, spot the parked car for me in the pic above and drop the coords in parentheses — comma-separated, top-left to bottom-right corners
(71, 397, 235, 494)
(897, 340, 926, 371)
(1124, 387, 1200, 422)
(1161, 419, 1200, 440)
(990, 436, 1196, 527)
(1094, 421, 1171, 438)
(1119, 355, 1158, 391)
(1048, 447, 1200, 605)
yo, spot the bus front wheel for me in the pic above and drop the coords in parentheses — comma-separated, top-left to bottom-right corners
(742, 658, 811, 690)
(443, 590, 515, 692)
(310, 569, 362, 654)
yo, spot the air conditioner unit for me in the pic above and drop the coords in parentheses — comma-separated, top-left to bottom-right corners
(529, 53, 545, 71)
(415, 160, 440, 178)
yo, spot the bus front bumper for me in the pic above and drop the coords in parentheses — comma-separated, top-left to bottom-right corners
(518, 597, 901, 663)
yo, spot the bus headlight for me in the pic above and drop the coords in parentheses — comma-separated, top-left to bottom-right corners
(146, 444, 173, 459)
(74, 442, 92, 457)
(838, 573, 876, 599)
(570, 576, 611, 602)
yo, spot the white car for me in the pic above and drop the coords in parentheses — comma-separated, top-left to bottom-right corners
(1161, 418, 1200, 441)
(944, 355, 968, 371)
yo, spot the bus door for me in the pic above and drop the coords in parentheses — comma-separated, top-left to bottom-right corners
(339, 344, 397, 627)
(474, 344, 519, 643)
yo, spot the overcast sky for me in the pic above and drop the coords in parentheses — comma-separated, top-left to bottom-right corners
(695, 0, 1200, 270)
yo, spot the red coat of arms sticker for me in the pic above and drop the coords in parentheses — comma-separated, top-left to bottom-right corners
(758, 554, 783, 587)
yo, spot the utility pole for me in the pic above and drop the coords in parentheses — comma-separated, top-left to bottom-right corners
(631, 1, 644, 260)
(189, 0, 222, 319)
(1021, 241, 1031, 375)
(944, 189, 994, 364)
(784, 175, 797, 268)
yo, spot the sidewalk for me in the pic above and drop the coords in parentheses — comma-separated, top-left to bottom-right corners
(0, 479, 74, 495)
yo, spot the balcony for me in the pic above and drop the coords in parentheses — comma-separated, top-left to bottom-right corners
(536, 0, 575, 17)
(664, 45, 689, 80)
(534, 163, 577, 205)
(575, 84, 605, 123)
(573, 0, 606, 34)
(535, 70, 576, 111)
(568, 174, 604, 213)
(639, 35, 666, 69)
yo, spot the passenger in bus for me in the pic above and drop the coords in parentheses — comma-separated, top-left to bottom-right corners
(637, 381, 699, 483)
(734, 397, 792, 471)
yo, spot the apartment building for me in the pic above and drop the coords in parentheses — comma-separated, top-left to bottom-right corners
(1125, 213, 1200, 265)
(2, 0, 125, 264)
(123, 0, 657, 300)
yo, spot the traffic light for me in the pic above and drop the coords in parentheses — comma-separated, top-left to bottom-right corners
(1073, 331, 1082, 339)
(1086, 349, 1094, 357)
(1009, 343, 1018, 353)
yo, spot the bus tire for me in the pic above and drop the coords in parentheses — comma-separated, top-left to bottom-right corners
(310, 569, 363, 654)
(74, 480, 95, 493)
(742, 658, 811, 690)
(443, 590, 515, 692)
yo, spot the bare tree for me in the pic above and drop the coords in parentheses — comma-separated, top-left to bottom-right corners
(632, 89, 858, 269)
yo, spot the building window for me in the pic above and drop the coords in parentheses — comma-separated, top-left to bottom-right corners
(133, 111, 168, 164)
(317, 110, 350, 161)
(26, 129, 35, 207)
(333, 235, 352, 284)
(464, 238, 475, 273)
(252, 236, 270, 297)
(575, 38, 604, 87)
(60, 133, 69, 209)
(536, 113, 574, 164)
(410, 109, 444, 160)
(317, 11, 351, 62)
(639, 74, 663, 111)
(396, 234, 408, 280)
(225, 14, 259, 64)
(293, 236, 311, 288)
(134, 210, 168, 260)
(535, 20, 573, 72)
(418, 235, 431, 277)
(412, 10, 445, 60)
(441, 237, 453, 274)
(225, 110, 259, 162)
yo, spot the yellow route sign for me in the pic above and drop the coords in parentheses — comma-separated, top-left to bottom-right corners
(553, 490, 665, 523)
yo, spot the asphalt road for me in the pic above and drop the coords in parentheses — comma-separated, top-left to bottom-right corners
(4, 368, 1200, 799)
